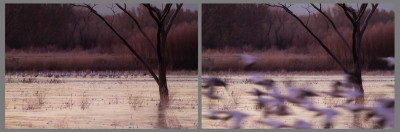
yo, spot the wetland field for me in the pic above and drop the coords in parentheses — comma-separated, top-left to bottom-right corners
(5, 71, 198, 129)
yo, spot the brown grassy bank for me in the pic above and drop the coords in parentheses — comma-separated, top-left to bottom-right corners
(202, 50, 393, 72)
(6, 51, 197, 71)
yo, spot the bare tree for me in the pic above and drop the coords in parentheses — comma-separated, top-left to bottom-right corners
(268, 3, 378, 101)
(76, 3, 183, 107)
(268, 3, 379, 128)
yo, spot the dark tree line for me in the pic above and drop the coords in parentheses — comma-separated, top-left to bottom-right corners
(6, 4, 198, 70)
(6, 4, 197, 52)
(6, 4, 75, 50)
(202, 4, 394, 53)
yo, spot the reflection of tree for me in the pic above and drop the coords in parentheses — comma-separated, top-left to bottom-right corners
(157, 104, 167, 128)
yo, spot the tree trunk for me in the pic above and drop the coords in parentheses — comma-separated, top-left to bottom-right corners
(158, 26, 169, 107)
(353, 71, 365, 128)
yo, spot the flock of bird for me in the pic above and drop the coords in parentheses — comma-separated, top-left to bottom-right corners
(9, 71, 148, 78)
(202, 54, 395, 129)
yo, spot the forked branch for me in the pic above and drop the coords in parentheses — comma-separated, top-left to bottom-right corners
(268, 3, 350, 73)
(115, 3, 156, 50)
(80, 3, 160, 85)
(310, 3, 351, 52)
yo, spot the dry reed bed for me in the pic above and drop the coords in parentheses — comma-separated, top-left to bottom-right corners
(202, 50, 392, 71)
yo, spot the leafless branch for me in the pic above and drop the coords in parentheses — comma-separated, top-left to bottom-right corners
(268, 3, 350, 73)
(301, 4, 311, 26)
(166, 3, 183, 34)
(338, 4, 356, 25)
(360, 3, 378, 35)
(311, 3, 351, 52)
(161, 4, 172, 23)
(80, 3, 160, 85)
(356, 4, 368, 23)
(115, 3, 156, 50)
(142, 4, 161, 25)
(106, 4, 116, 26)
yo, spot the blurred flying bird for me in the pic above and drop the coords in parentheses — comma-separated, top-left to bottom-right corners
(246, 88, 269, 97)
(380, 57, 395, 68)
(202, 77, 227, 100)
(299, 98, 319, 111)
(344, 88, 363, 103)
(376, 98, 394, 109)
(202, 77, 228, 89)
(203, 108, 223, 120)
(336, 103, 366, 112)
(314, 108, 340, 129)
(202, 90, 222, 100)
(292, 120, 313, 129)
(256, 119, 291, 129)
(283, 86, 319, 104)
(250, 74, 277, 94)
(253, 97, 282, 108)
(364, 98, 395, 128)
(239, 54, 257, 70)
(321, 81, 347, 98)
(251, 75, 275, 87)
(220, 110, 249, 129)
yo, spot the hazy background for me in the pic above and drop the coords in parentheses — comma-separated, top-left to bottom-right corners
(6, 4, 198, 71)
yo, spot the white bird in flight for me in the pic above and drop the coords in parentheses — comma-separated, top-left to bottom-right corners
(239, 53, 257, 66)
(380, 57, 395, 67)
(220, 110, 249, 129)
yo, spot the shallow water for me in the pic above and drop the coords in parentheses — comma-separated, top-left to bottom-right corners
(5, 74, 198, 129)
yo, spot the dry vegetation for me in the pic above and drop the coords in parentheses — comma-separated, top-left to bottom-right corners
(202, 73, 395, 129)
(5, 72, 198, 129)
